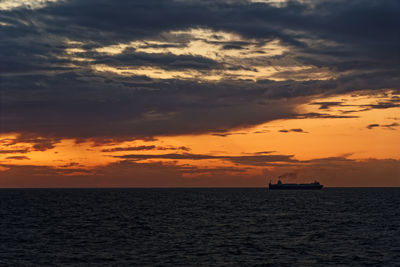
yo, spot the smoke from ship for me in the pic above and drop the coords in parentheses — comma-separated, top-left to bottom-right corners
(278, 172, 297, 181)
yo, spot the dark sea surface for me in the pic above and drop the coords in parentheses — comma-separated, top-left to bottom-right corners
(0, 188, 399, 266)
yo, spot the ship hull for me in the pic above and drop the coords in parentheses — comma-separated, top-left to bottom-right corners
(269, 184, 323, 190)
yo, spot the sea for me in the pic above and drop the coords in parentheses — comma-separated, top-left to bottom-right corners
(0, 188, 399, 266)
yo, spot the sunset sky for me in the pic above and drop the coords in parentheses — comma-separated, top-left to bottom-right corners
(0, 0, 399, 187)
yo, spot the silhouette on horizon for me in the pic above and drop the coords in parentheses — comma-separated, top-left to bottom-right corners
(269, 178, 323, 190)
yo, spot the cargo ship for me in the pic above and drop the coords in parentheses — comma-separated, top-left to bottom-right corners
(269, 179, 323, 190)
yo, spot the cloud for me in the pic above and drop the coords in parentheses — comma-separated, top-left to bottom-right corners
(5, 156, 30, 160)
(1, 74, 299, 138)
(253, 151, 275, 155)
(367, 124, 380, 130)
(0, 149, 29, 154)
(295, 112, 359, 119)
(311, 101, 344, 110)
(382, 122, 400, 129)
(0, 156, 399, 187)
(157, 146, 191, 151)
(4, 135, 60, 151)
(93, 49, 224, 71)
(211, 131, 248, 137)
(60, 162, 82, 168)
(367, 122, 399, 130)
(101, 145, 156, 152)
(101, 145, 190, 152)
(0, 0, 399, 140)
(279, 128, 307, 133)
(114, 152, 298, 166)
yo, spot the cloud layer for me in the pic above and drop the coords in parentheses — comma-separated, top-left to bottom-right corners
(1, 0, 400, 141)
(1, 156, 399, 187)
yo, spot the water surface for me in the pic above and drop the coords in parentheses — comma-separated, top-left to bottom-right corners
(0, 188, 399, 266)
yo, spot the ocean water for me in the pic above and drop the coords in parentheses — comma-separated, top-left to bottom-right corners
(0, 188, 399, 266)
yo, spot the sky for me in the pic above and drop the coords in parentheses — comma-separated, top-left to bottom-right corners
(0, 0, 399, 187)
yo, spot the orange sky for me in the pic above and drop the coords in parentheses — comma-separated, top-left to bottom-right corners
(1, 90, 399, 187)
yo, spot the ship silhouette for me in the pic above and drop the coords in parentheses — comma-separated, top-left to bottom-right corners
(269, 179, 323, 190)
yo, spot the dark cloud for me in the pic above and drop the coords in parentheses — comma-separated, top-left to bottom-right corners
(4, 135, 60, 152)
(84, 136, 158, 147)
(101, 145, 190, 152)
(211, 133, 231, 137)
(93, 49, 224, 70)
(290, 128, 305, 133)
(253, 151, 274, 155)
(211, 131, 248, 137)
(1, 0, 399, 140)
(252, 130, 270, 134)
(114, 152, 298, 166)
(115, 153, 221, 160)
(156, 146, 191, 151)
(279, 128, 307, 133)
(1, 73, 298, 138)
(102, 145, 156, 152)
(367, 124, 380, 130)
(31, 139, 60, 151)
(60, 162, 82, 168)
(367, 122, 399, 130)
(222, 44, 246, 50)
(0, 149, 29, 154)
(227, 155, 298, 166)
(363, 101, 400, 110)
(5, 156, 30, 160)
(382, 122, 400, 129)
(311, 101, 344, 110)
(295, 112, 359, 119)
(311, 95, 400, 115)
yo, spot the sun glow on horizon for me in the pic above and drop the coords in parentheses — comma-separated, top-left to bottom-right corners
(1, 90, 398, 183)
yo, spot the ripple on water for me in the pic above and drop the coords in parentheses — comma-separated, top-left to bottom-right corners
(0, 188, 399, 266)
